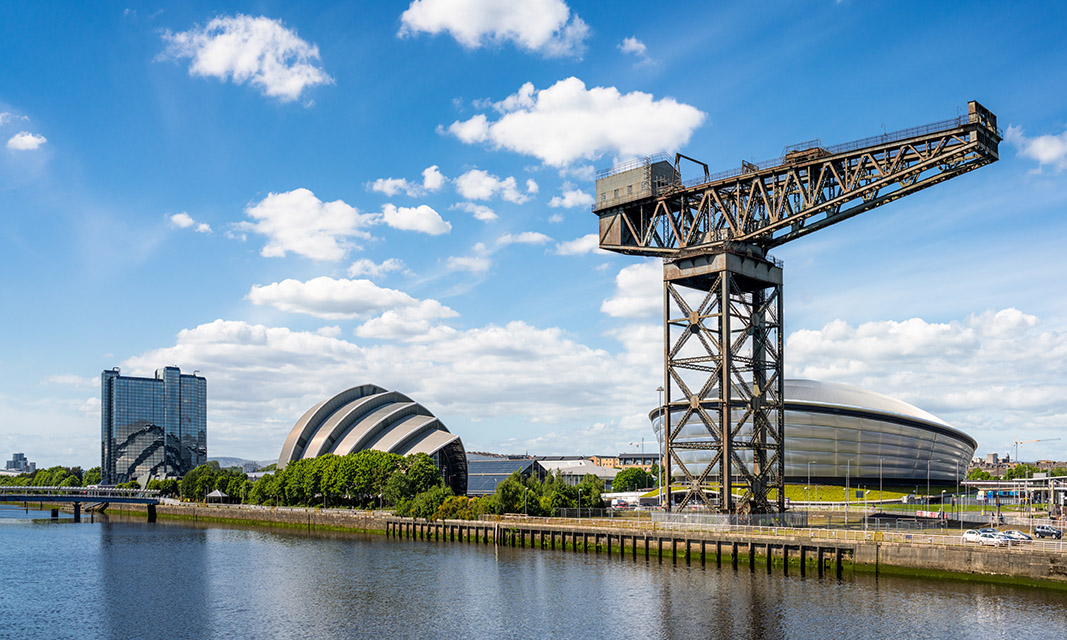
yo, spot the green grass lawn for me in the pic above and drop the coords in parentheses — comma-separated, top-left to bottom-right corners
(639, 484, 964, 503)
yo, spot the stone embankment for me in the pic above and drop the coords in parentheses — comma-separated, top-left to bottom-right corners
(107, 503, 1067, 589)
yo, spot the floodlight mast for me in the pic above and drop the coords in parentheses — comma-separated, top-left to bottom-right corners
(594, 101, 1000, 514)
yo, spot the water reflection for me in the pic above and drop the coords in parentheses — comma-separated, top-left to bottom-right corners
(99, 521, 210, 639)
(3, 510, 1067, 640)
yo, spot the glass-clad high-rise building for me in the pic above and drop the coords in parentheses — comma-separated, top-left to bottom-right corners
(101, 366, 206, 484)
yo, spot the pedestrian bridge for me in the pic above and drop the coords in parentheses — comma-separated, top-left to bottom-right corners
(0, 485, 161, 521)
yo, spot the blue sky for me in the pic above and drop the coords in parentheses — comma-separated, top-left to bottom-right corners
(2, 1, 1066, 468)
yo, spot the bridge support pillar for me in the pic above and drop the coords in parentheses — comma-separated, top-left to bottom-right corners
(50, 508, 59, 519)
(147, 504, 157, 523)
(73, 503, 81, 523)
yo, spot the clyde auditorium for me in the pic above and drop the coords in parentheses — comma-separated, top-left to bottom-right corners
(653, 379, 976, 486)
(278, 384, 467, 495)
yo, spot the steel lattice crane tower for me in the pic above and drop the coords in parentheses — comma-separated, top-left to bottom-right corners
(593, 101, 1000, 514)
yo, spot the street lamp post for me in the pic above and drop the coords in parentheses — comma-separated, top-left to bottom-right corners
(879, 458, 884, 505)
(657, 385, 665, 509)
(927, 459, 931, 508)
(807, 460, 815, 504)
(846, 459, 851, 521)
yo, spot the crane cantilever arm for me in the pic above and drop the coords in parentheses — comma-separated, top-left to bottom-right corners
(595, 101, 1000, 256)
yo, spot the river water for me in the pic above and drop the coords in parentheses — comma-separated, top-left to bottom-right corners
(3, 507, 1066, 640)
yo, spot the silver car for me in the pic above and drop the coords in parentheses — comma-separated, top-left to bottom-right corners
(978, 532, 1008, 547)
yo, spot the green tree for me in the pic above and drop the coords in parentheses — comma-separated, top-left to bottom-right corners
(613, 467, 654, 492)
(578, 474, 605, 509)
(407, 485, 453, 520)
(82, 467, 101, 486)
(649, 462, 661, 488)
(59, 475, 81, 487)
(179, 464, 236, 501)
(1004, 463, 1041, 481)
(405, 453, 443, 495)
(967, 468, 992, 481)
(488, 472, 526, 515)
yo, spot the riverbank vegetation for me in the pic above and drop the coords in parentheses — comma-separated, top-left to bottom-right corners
(0, 465, 99, 487)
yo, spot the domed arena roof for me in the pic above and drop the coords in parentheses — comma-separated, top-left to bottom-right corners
(278, 384, 467, 494)
(785, 379, 950, 428)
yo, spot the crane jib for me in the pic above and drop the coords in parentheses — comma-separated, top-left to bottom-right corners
(593, 100, 1000, 255)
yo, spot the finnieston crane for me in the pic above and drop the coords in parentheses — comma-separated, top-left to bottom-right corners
(593, 101, 1001, 514)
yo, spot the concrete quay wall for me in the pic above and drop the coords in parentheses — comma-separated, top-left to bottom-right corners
(108, 503, 1067, 588)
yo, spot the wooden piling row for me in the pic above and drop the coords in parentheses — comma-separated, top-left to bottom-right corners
(381, 519, 852, 578)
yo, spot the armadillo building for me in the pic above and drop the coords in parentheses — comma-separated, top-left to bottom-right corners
(278, 385, 467, 495)
(652, 379, 976, 486)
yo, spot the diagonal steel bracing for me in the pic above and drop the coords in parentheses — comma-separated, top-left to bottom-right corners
(662, 250, 784, 513)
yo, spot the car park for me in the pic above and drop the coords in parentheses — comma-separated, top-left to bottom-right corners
(1003, 530, 1032, 542)
(978, 532, 1008, 547)
(962, 529, 981, 543)
(1034, 525, 1063, 539)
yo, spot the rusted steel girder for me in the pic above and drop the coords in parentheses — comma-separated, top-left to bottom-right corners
(662, 250, 784, 513)
(595, 101, 999, 256)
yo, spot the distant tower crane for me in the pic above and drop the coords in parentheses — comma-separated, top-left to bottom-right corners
(593, 101, 1000, 513)
(1013, 438, 1061, 466)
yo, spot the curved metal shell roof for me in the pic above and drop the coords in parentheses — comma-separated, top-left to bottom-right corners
(278, 385, 462, 469)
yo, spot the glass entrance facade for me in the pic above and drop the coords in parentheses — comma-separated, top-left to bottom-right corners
(101, 366, 206, 484)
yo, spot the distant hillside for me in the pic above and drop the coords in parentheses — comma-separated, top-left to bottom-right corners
(208, 457, 275, 470)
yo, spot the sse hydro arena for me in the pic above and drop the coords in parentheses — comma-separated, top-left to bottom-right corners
(652, 379, 976, 486)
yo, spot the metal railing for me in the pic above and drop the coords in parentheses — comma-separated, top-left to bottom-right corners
(478, 512, 1067, 553)
(0, 486, 160, 499)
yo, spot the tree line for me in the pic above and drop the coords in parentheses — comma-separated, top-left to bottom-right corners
(0, 454, 612, 522)
(0, 465, 100, 487)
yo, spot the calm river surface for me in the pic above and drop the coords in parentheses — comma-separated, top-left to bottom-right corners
(3, 507, 1067, 640)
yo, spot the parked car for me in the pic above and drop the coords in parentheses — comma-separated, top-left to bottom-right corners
(994, 533, 1017, 546)
(978, 532, 1008, 547)
(1003, 530, 1032, 542)
(962, 529, 982, 543)
(1034, 525, 1063, 539)
(978, 527, 998, 535)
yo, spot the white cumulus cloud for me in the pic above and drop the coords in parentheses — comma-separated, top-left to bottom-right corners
(422, 165, 446, 191)
(120, 314, 655, 458)
(555, 233, 600, 255)
(446, 77, 705, 167)
(548, 185, 594, 208)
(236, 188, 375, 261)
(398, 0, 588, 58)
(452, 201, 498, 222)
(379, 203, 451, 235)
(618, 36, 652, 66)
(169, 212, 213, 233)
(786, 308, 1067, 450)
(1005, 124, 1067, 171)
(455, 169, 530, 203)
(497, 231, 552, 247)
(6, 131, 47, 150)
(247, 276, 455, 321)
(347, 258, 409, 279)
(446, 255, 492, 274)
(160, 14, 333, 103)
(368, 164, 448, 197)
(600, 260, 661, 318)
